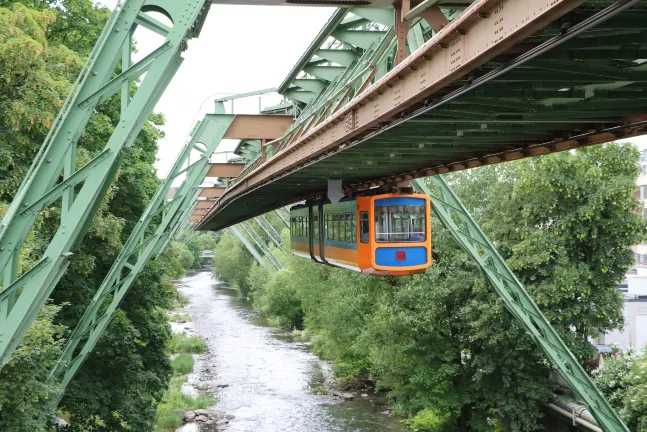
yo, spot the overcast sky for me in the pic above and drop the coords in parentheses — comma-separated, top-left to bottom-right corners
(96, 1, 647, 179)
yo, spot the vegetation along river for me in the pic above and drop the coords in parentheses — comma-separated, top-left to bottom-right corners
(174, 272, 404, 432)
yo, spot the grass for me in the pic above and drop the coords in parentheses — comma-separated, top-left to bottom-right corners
(169, 313, 191, 322)
(168, 332, 205, 354)
(312, 386, 328, 395)
(171, 354, 195, 376)
(155, 377, 214, 432)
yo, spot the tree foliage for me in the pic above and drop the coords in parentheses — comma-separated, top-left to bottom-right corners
(214, 143, 645, 431)
(0, 1, 185, 430)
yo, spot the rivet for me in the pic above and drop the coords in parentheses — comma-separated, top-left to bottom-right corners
(116, 28, 120, 32)
(47, 159, 52, 163)
(22, 203, 28, 207)
(92, 72, 98, 76)
(0, 247, 4, 251)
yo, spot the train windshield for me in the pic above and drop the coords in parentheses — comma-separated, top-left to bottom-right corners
(374, 198, 426, 243)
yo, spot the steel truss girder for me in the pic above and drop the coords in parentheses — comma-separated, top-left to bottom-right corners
(412, 177, 628, 432)
(51, 115, 234, 395)
(0, 0, 210, 367)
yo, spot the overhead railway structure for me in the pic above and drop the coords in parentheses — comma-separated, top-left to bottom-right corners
(0, 1, 645, 431)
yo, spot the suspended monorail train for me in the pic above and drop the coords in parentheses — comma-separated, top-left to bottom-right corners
(290, 192, 432, 276)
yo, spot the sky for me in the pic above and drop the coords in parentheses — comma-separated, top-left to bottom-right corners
(96, 1, 647, 179)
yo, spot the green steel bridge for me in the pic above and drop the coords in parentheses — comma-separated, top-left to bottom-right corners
(0, 0, 646, 430)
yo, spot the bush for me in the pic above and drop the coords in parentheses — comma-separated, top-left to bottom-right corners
(594, 349, 647, 431)
(169, 314, 191, 322)
(171, 354, 195, 375)
(406, 409, 455, 432)
(168, 333, 205, 354)
(155, 377, 214, 432)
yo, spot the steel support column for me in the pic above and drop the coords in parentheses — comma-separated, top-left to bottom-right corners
(254, 217, 283, 250)
(240, 222, 282, 271)
(228, 226, 265, 267)
(0, 0, 210, 367)
(51, 115, 234, 396)
(412, 178, 628, 432)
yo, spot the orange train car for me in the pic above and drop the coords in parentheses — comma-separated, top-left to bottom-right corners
(290, 193, 432, 276)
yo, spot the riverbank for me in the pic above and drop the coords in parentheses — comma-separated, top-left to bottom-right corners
(166, 271, 403, 431)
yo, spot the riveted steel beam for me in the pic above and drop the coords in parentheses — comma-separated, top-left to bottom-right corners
(51, 114, 234, 396)
(412, 177, 628, 432)
(0, 0, 211, 367)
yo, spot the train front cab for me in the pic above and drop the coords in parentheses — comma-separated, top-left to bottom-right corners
(356, 194, 431, 276)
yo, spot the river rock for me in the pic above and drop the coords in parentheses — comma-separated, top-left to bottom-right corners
(216, 418, 229, 426)
(361, 393, 368, 397)
(217, 384, 229, 388)
(195, 414, 209, 423)
(331, 390, 354, 400)
(194, 409, 210, 416)
(184, 411, 196, 422)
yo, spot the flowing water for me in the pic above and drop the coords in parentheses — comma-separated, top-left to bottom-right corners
(174, 272, 403, 432)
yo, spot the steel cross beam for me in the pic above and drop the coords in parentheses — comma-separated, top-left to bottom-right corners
(227, 226, 265, 267)
(412, 178, 628, 432)
(253, 216, 283, 250)
(51, 115, 234, 396)
(239, 222, 282, 271)
(274, 210, 289, 228)
(0, 0, 211, 367)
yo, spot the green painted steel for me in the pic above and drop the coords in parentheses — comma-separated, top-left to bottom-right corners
(240, 221, 283, 271)
(51, 114, 235, 396)
(253, 217, 283, 251)
(228, 226, 266, 267)
(0, 0, 210, 367)
(202, 1, 647, 234)
(412, 178, 628, 432)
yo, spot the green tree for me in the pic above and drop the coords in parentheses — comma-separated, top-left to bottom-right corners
(213, 232, 254, 295)
(594, 349, 647, 431)
(0, 1, 179, 430)
(214, 142, 644, 431)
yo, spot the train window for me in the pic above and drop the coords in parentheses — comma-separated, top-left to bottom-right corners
(375, 204, 426, 242)
(332, 214, 339, 240)
(313, 216, 319, 240)
(350, 213, 356, 242)
(305, 216, 309, 238)
(324, 214, 330, 240)
(291, 217, 295, 236)
(360, 212, 369, 243)
(345, 213, 352, 242)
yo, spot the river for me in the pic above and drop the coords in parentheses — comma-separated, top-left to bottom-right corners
(173, 272, 404, 432)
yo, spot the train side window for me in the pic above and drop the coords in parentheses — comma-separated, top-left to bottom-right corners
(360, 212, 369, 243)
(305, 216, 309, 238)
(313, 216, 319, 240)
(324, 215, 329, 240)
(332, 214, 338, 240)
(350, 213, 356, 241)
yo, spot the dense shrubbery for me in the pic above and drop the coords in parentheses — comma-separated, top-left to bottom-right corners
(213, 143, 645, 431)
(0, 1, 205, 430)
(594, 349, 647, 431)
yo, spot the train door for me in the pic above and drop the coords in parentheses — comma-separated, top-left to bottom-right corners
(355, 197, 371, 271)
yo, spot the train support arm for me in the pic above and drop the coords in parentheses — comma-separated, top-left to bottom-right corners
(412, 177, 627, 432)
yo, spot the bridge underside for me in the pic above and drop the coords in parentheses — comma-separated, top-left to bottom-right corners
(199, 2, 647, 231)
